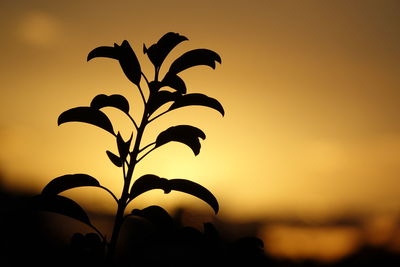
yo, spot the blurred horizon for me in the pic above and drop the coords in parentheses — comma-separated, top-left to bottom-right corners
(2, 187, 400, 264)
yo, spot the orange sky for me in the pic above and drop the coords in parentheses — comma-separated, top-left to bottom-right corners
(1, 0, 400, 222)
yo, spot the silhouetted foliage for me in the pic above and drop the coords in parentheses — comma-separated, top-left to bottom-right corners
(31, 32, 224, 265)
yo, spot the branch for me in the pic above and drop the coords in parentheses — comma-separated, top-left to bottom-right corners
(148, 109, 170, 124)
(88, 223, 106, 243)
(127, 113, 139, 130)
(122, 160, 127, 181)
(136, 146, 157, 164)
(137, 83, 147, 105)
(141, 72, 150, 85)
(99, 185, 119, 204)
(155, 66, 160, 82)
(139, 142, 156, 153)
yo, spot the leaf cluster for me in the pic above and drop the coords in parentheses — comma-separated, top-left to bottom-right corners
(33, 32, 224, 258)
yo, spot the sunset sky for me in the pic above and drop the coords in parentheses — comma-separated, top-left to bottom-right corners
(1, 0, 399, 229)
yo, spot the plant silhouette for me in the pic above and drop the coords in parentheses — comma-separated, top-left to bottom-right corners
(32, 32, 224, 264)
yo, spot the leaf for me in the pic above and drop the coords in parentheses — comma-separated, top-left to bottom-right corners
(155, 125, 206, 156)
(106, 150, 122, 167)
(169, 93, 225, 116)
(130, 175, 219, 214)
(58, 107, 114, 135)
(117, 40, 141, 86)
(161, 72, 187, 94)
(235, 237, 265, 250)
(147, 90, 179, 115)
(168, 49, 221, 75)
(31, 194, 91, 225)
(42, 174, 101, 195)
(90, 94, 130, 114)
(131, 205, 174, 228)
(87, 46, 118, 61)
(116, 132, 131, 160)
(144, 32, 188, 69)
(87, 41, 141, 86)
(130, 175, 170, 199)
(168, 179, 219, 214)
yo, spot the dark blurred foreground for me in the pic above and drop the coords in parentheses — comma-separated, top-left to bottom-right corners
(1, 190, 400, 267)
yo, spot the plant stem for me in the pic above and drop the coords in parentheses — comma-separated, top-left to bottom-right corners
(137, 83, 147, 105)
(127, 113, 139, 130)
(106, 107, 148, 265)
(155, 67, 160, 82)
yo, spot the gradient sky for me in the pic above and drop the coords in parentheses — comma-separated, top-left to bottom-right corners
(1, 0, 399, 222)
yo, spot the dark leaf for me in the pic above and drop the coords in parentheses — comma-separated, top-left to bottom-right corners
(87, 41, 141, 86)
(169, 49, 221, 74)
(130, 175, 218, 214)
(204, 222, 220, 241)
(87, 46, 118, 61)
(144, 32, 188, 69)
(147, 90, 179, 116)
(161, 72, 187, 94)
(169, 179, 219, 214)
(42, 174, 101, 195)
(117, 40, 142, 86)
(106, 150, 122, 167)
(169, 93, 224, 116)
(90, 94, 130, 114)
(58, 107, 114, 135)
(235, 237, 265, 250)
(155, 125, 206, 156)
(130, 175, 170, 199)
(116, 132, 131, 160)
(131, 205, 174, 228)
(31, 194, 91, 225)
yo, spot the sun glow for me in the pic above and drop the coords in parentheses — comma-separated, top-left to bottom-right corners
(1, 3, 400, 263)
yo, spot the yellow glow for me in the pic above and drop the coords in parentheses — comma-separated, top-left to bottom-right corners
(1, 1, 400, 228)
(261, 225, 361, 262)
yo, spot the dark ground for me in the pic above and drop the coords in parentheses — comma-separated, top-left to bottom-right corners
(1, 189, 400, 267)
